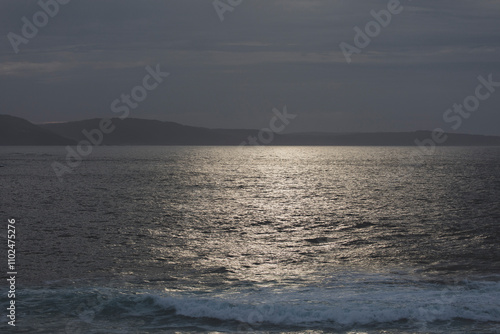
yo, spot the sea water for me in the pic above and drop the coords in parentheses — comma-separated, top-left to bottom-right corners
(1, 146, 499, 333)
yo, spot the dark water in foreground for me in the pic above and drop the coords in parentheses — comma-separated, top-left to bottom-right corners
(1, 146, 500, 333)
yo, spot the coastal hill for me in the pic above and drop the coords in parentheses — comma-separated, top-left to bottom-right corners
(0, 115, 76, 146)
(1, 115, 500, 146)
(37, 117, 500, 146)
(41, 118, 232, 145)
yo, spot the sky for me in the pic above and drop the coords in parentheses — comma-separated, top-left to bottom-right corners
(1, 0, 499, 135)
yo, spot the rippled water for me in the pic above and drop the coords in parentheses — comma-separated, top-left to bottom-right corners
(1, 146, 500, 333)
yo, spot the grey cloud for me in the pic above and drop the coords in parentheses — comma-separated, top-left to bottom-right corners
(1, 0, 499, 135)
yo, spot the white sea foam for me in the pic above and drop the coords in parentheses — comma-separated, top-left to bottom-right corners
(150, 279, 500, 327)
(14, 278, 500, 333)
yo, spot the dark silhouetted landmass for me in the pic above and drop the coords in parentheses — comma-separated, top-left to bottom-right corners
(0, 115, 76, 146)
(277, 131, 500, 146)
(2, 115, 500, 146)
(41, 117, 500, 146)
(41, 118, 233, 145)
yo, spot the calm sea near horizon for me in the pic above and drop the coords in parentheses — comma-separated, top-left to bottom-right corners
(1, 146, 500, 333)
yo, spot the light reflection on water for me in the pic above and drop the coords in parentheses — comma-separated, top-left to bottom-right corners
(1, 146, 500, 333)
(1, 146, 499, 284)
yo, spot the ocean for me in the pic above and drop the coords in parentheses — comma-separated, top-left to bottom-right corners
(1, 146, 500, 333)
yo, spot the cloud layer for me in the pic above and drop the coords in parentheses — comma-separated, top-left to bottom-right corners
(1, 0, 500, 134)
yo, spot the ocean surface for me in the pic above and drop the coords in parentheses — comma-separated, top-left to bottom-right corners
(1, 146, 500, 333)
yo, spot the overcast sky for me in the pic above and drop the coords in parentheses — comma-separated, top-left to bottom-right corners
(1, 0, 499, 134)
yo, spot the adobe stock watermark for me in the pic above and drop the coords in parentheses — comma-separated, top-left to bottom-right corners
(240, 106, 297, 146)
(7, 0, 71, 54)
(6, 219, 17, 327)
(213, 0, 243, 22)
(64, 288, 145, 334)
(236, 303, 289, 333)
(51, 64, 169, 182)
(339, 0, 406, 64)
(64, 293, 105, 334)
(380, 73, 499, 182)
(415, 73, 499, 155)
(415, 280, 462, 331)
